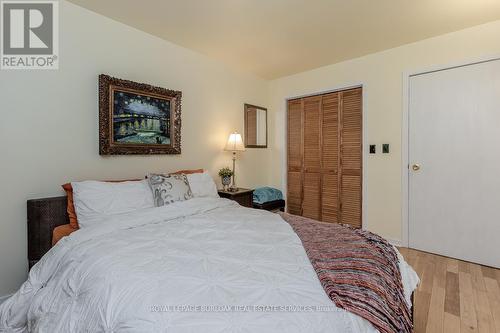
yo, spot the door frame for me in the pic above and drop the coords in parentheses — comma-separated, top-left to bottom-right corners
(283, 82, 367, 230)
(401, 54, 500, 247)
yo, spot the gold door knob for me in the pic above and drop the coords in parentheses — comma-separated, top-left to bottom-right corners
(412, 164, 421, 171)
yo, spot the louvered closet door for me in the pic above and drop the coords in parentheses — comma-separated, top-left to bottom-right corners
(339, 88, 362, 228)
(286, 88, 362, 228)
(321, 93, 340, 223)
(287, 99, 303, 215)
(302, 96, 322, 220)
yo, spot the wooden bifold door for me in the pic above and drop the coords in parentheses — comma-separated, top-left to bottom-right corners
(287, 87, 362, 228)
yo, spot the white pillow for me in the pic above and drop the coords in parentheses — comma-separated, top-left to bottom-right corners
(72, 179, 154, 228)
(186, 171, 219, 198)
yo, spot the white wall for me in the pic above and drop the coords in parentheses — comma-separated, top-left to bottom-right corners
(268, 19, 500, 243)
(0, 1, 269, 296)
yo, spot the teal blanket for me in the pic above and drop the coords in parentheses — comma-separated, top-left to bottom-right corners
(253, 187, 283, 204)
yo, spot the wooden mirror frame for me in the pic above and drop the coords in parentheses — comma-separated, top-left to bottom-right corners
(244, 103, 268, 148)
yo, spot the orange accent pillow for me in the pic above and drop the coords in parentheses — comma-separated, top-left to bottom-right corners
(52, 224, 78, 246)
(172, 169, 204, 175)
(62, 183, 79, 229)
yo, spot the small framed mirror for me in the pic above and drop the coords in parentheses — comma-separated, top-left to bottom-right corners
(244, 104, 267, 148)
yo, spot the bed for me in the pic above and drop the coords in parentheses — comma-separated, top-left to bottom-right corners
(1, 192, 418, 332)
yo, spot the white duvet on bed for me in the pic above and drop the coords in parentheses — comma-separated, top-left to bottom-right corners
(0, 197, 419, 333)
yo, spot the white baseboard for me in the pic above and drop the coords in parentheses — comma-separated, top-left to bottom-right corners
(387, 238, 402, 247)
(0, 293, 13, 305)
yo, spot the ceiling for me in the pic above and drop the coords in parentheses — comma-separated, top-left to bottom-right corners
(67, 0, 500, 79)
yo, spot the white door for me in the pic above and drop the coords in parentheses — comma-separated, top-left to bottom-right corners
(409, 59, 500, 268)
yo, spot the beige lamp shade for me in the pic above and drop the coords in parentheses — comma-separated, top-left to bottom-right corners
(224, 132, 245, 151)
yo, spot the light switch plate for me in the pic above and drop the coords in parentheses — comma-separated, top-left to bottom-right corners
(382, 144, 389, 153)
(369, 145, 376, 154)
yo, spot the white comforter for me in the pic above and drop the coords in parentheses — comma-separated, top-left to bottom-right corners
(0, 198, 419, 333)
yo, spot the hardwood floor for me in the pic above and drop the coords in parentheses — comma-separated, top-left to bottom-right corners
(398, 247, 500, 333)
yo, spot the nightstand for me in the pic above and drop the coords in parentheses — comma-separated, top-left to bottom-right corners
(218, 188, 254, 208)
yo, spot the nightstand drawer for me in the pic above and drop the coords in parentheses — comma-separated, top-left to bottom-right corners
(218, 188, 254, 208)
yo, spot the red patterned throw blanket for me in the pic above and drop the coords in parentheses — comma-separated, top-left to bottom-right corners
(280, 213, 412, 333)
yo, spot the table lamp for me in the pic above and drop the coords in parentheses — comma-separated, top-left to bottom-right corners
(224, 132, 245, 191)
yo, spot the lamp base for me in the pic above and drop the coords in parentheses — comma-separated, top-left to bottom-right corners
(229, 151, 238, 192)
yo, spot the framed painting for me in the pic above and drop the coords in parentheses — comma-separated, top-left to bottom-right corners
(99, 74, 182, 155)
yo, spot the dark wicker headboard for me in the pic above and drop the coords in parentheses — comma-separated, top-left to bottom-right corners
(27, 196, 69, 268)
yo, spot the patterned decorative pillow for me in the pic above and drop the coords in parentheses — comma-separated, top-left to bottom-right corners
(147, 174, 193, 207)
